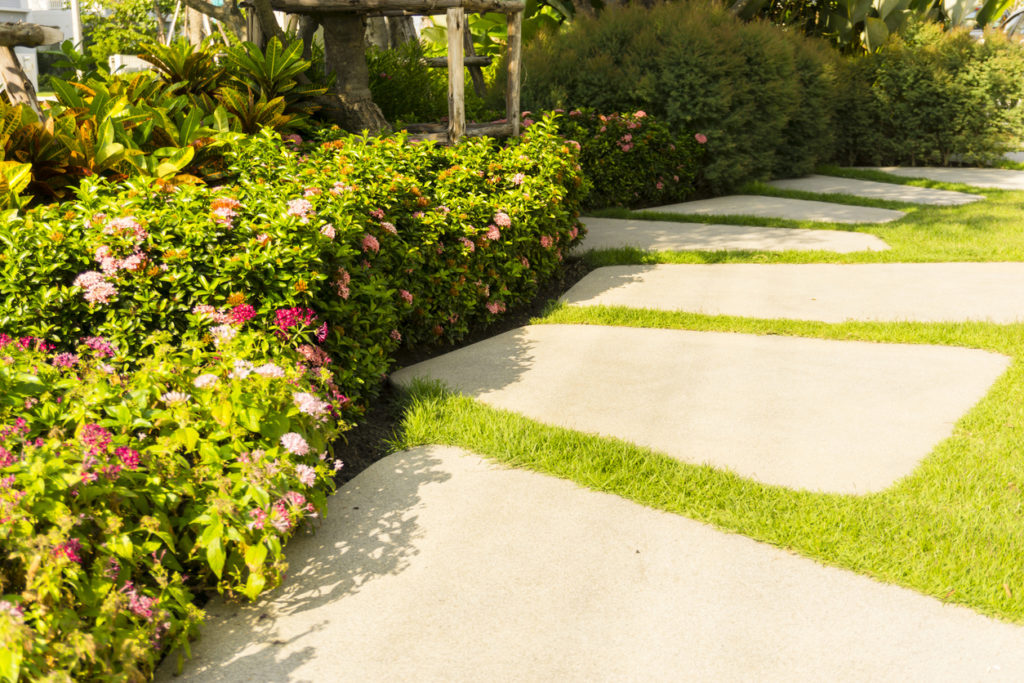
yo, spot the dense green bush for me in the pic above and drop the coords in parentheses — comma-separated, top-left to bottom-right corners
(521, 1, 838, 193)
(548, 108, 706, 208)
(0, 118, 586, 679)
(833, 22, 1024, 166)
(0, 332, 347, 680)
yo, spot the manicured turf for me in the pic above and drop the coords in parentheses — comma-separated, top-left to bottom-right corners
(390, 172, 1024, 624)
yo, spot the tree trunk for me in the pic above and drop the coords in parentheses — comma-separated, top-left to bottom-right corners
(298, 14, 318, 60)
(319, 13, 388, 133)
(186, 6, 204, 44)
(365, 16, 388, 48)
(387, 16, 417, 47)
(153, 0, 167, 43)
(179, 0, 248, 41)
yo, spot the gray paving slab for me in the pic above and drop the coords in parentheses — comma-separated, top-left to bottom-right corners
(647, 195, 906, 223)
(1004, 152, 1024, 163)
(390, 325, 1007, 493)
(562, 263, 1024, 323)
(579, 216, 889, 253)
(767, 174, 981, 205)
(160, 445, 1024, 682)
(861, 166, 1024, 190)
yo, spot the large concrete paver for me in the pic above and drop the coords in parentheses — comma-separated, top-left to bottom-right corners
(390, 325, 1007, 493)
(768, 174, 981, 205)
(562, 263, 1024, 323)
(862, 166, 1024, 190)
(580, 216, 889, 253)
(161, 445, 1024, 682)
(648, 195, 906, 224)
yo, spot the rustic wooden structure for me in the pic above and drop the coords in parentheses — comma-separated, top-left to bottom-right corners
(0, 23, 62, 119)
(268, 0, 524, 144)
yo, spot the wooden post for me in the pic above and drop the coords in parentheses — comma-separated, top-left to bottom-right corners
(446, 7, 466, 144)
(505, 10, 522, 137)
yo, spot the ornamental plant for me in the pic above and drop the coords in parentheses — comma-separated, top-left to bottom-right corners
(0, 330, 347, 680)
(547, 108, 706, 209)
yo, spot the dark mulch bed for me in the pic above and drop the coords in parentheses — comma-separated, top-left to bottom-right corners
(331, 256, 592, 486)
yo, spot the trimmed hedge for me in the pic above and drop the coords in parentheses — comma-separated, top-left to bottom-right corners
(833, 22, 1024, 166)
(0, 118, 587, 680)
(521, 1, 838, 193)
(547, 108, 706, 209)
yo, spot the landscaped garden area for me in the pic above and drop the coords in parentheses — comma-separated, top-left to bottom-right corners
(6, 0, 1024, 678)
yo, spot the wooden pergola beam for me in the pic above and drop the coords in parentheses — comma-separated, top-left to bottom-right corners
(270, 0, 523, 14)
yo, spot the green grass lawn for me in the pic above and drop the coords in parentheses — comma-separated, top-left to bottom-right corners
(391, 169, 1024, 624)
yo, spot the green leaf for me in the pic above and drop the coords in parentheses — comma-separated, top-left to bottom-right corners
(206, 536, 226, 578)
(244, 542, 267, 571)
(863, 16, 890, 51)
(108, 533, 134, 560)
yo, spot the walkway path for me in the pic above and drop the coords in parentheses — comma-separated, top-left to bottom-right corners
(162, 168, 1024, 681)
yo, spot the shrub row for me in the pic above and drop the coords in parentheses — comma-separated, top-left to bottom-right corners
(832, 22, 1024, 166)
(521, 1, 838, 194)
(0, 117, 587, 679)
(546, 108, 706, 209)
(522, 4, 1024, 190)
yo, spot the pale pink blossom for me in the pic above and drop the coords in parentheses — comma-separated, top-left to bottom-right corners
(254, 362, 285, 378)
(295, 464, 316, 487)
(493, 212, 511, 228)
(320, 224, 336, 239)
(399, 289, 413, 304)
(193, 374, 219, 389)
(511, 173, 526, 186)
(280, 432, 309, 456)
(381, 222, 397, 235)
(294, 392, 330, 417)
(695, 133, 708, 144)
(486, 225, 500, 241)
(362, 234, 380, 253)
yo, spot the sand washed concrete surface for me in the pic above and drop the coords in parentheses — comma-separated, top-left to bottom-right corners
(862, 166, 1024, 190)
(159, 445, 1024, 682)
(579, 216, 889, 253)
(767, 174, 981, 205)
(647, 195, 906, 223)
(390, 325, 1008, 493)
(561, 263, 1024, 323)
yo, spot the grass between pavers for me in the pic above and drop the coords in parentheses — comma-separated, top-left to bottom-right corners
(391, 308, 1024, 623)
(386, 181, 1024, 624)
(588, 184, 1024, 264)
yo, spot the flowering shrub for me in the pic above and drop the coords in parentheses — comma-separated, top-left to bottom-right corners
(547, 108, 705, 209)
(0, 331, 347, 680)
(0, 119, 586, 678)
(0, 115, 586, 366)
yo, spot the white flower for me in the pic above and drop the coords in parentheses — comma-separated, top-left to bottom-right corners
(193, 373, 219, 389)
(253, 362, 285, 378)
(229, 359, 254, 379)
(211, 324, 237, 346)
(293, 391, 330, 418)
(161, 391, 191, 405)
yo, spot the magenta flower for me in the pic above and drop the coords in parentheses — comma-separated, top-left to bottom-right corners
(52, 352, 79, 369)
(229, 304, 256, 325)
(54, 538, 83, 564)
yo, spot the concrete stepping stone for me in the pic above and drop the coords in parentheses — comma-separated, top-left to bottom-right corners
(562, 263, 1024, 324)
(580, 216, 889, 253)
(768, 174, 981, 205)
(161, 445, 1024, 681)
(1005, 152, 1024, 163)
(862, 166, 1024, 190)
(390, 325, 1007, 493)
(647, 195, 906, 224)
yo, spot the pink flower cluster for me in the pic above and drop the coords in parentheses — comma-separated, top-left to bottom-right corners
(540, 235, 554, 249)
(330, 182, 355, 195)
(511, 173, 526, 186)
(459, 237, 475, 253)
(486, 225, 501, 241)
(362, 234, 380, 253)
(320, 224, 336, 239)
(287, 198, 315, 223)
(275, 307, 328, 343)
(83, 336, 116, 358)
(73, 271, 117, 304)
(103, 216, 148, 242)
(486, 301, 507, 315)
(381, 221, 397, 235)
(95, 245, 146, 276)
(334, 268, 351, 300)
(54, 538, 83, 564)
(121, 581, 158, 620)
(211, 197, 242, 228)
(297, 344, 332, 367)
(399, 289, 414, 304)
(295, 464, 316, 487)
(280, 432, 309, 456)
(294, 392, 331, 418)
(52, 352, 79, 369)
(493, 212, 511, 228)
(695, 133, 708, 144)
